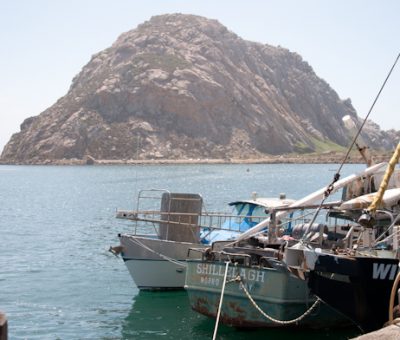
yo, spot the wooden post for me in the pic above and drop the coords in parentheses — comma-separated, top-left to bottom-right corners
(268, 210, 277, 244)
(0, 311, 7, 340)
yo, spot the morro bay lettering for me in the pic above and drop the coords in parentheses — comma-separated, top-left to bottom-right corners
(196, 263, 265, 283)
(200, 276, 220, 286)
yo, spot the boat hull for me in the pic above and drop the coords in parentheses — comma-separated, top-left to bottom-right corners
(308, 254, 399, 332)
(119, 234, 205, 290)
(185, 260, 348, 328)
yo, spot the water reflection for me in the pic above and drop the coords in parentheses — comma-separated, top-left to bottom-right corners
(121, 290, 211, 339)
(121, 290, 360, 340)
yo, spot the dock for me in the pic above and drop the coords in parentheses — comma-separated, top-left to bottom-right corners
(352, 322, 400, 340)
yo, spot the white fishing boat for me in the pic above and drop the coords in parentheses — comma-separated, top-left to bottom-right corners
(111, 189, 294, 290)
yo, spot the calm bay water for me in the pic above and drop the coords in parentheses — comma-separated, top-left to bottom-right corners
(0, 164, 362, 339)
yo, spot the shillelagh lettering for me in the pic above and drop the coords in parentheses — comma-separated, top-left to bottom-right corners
(196, 263, 265, 283)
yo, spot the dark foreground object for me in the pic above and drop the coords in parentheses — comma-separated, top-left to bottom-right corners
(0, 311, 7, 340)
(309, 255, 399, 332)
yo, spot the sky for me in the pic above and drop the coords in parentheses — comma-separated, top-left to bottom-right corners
(0, 0, 399, 153)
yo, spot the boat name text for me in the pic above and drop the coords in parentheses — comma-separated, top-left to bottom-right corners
(196, 263, 265, 284)
(372, 263, 399, 280)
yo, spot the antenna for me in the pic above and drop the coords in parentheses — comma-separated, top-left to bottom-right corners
(133, 133, 141, 209)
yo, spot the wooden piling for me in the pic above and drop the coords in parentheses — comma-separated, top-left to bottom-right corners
(0, 311, 7, 340)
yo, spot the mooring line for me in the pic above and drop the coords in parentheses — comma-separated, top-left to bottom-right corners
(212, 261, 230, 340)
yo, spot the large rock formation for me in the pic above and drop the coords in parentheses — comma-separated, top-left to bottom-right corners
(1, 14, 398, 164)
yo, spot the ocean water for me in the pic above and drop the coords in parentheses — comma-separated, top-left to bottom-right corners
(0, 164, 363, 339)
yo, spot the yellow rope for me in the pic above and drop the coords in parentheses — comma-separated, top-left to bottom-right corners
(368, 142, 400, 213)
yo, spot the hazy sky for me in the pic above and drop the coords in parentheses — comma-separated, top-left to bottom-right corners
(1, 0, 399, 153)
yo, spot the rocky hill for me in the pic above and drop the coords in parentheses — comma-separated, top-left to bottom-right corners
(1, 14, 398, 164)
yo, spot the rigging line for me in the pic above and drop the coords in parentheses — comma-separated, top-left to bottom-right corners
(373, 212, 400, 247)
(335, 52, 400, 179)
(301, 53, 400, 242)
(126, 236, 187, 267)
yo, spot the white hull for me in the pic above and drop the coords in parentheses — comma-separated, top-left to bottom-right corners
(119, 234, 205, 290)
(124, 258, 186, 289)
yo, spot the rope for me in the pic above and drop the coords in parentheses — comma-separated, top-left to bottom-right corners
(368, 142, 400, 213)
(389, 267, 400, 324)
(373, 213, 400, 247)
(212, 261, 230, 340)
(335, 52, 400, 178)
(310, 53, 400, 225)
(125, 236, 187, 267)
(301, 54, 400, 241)
(236, 276, 321, 325)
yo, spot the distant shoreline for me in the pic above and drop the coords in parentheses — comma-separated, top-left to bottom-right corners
(0, 152, 392, 165)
